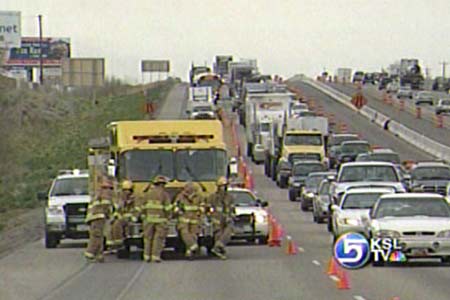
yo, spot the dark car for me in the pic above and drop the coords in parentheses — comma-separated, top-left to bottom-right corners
(299, 171, 336, 210)
(287, 161, 327, 202)
(410, 162, 450, 195)
(378, 77, 392, 90)
(363, 73, 375, 84)
(328, 134, 360, 168)
(336, 140, 371, 167)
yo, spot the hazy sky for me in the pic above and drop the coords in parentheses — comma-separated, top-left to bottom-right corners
(3, 0, 450, 83)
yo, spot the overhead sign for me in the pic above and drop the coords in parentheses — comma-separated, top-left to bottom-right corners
(5, 37, 70, 67)
(141, 60, 170, 72)
(62, 58, 105, 87)
(0, 11, 21, 48)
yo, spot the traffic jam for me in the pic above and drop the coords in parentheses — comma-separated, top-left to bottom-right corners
(42, 56, 450, 270)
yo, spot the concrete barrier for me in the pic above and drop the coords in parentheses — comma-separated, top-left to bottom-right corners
(300, 78, 450, 163)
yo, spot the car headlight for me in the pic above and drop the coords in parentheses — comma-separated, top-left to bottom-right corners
(338, 218, 361, 226)
(306, 192, 315, 198)
(254, 213, 268, 224)
(292, 182, 301, 187)
(374, 230, 400, 238)
(437, 230, 450, 238)
(47, 205, 64, 215)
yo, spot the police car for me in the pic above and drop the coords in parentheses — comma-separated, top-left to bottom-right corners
(39, 169, 90, 248)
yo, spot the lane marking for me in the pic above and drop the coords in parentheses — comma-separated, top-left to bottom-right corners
(297, 247, 305, 253)
(312, 260, 321, 266)
(39, 263, 94, 300)
(114, 263, 145, 300)
(353, 296, 367, 300)
(329, 275, 339, 282)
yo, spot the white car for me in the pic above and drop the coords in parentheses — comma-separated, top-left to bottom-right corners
(366, 193, 450, 264)
(331, 187, 395, 238)
(227, 188, 269, 244)
(396, 86, 413, 99)
(330, 162, 407, 205)
(39, 169, 91, 248)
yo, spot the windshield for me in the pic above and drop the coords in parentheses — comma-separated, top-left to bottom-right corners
(260, 123, 270, 132)
(120, 150, 174, 181)
(319, 181, 330, 195)
(375, 198, 450, 218)
(229, 191, 256, 206)
(339, 166, 399, 182)
(342, 193, 383, 209)
(193, 106, 213, 112)
(176, 149, 227, 181)
(341, 143, 370, 154)
(363, 153, 400, 164)
(198, 78, 221, 89)
(412, 167, 450, 180)
(305, 175, 327, 189)
(293, 164, 325, 176)
(284, 134, 322, 146)
(50, 177, 89, 196)
(289, 153, 321, 163)
(329, 135, 359, 146)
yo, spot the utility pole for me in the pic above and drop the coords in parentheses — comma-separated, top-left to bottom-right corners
(439, 61, 448, 79)
(38, 14, 44, 85)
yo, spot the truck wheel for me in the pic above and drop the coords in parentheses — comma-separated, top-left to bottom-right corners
(279, 177, 287, 189)
(270, 162, 277, 181)
(174, 239, 186, 254)
(327, 219, 333, 232)
(288, 190, 296, 202)
(117, 245, 131, 259)
(318, 217, 326, 224)
(247, 142, 252, 157)
(45, 232, 59, 249)
(258, 236, 268, 245)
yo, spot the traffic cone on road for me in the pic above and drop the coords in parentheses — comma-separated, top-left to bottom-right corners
(336, 267, 351, 290)
(285, 236, 298, 255)
(326, 257, 339, 276)
(268, 222, 282, 247)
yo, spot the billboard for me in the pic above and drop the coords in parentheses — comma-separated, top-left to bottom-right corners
(62, 58, 105, 87)
(141, 60, 170, 72)
(5, 37, 70, 67)
(0, 11, 21, 48)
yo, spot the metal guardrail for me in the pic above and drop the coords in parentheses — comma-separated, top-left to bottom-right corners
(301, 78, 450, 163)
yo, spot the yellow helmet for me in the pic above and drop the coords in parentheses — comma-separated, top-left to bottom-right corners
(121, 180, 133, 190)
(153, 175, 168, 185)
(216, 176, 228, 186)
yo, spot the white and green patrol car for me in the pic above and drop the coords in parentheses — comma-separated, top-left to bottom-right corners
(40, 169, 90, 248)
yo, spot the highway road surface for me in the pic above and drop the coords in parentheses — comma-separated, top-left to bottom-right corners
(2, 81, 450, 300)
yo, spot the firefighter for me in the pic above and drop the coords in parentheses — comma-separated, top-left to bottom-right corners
(208, 176, 235, 260)
(174, 182, 204, 259)
(84, 179, 113, 262)
(140, 175, 172, 263)
(111, 180, 139, 250)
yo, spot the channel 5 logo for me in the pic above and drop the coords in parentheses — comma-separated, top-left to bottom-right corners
(333, 232, 405, 269)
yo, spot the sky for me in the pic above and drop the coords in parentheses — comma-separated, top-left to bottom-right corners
(3, 0, 450, 83)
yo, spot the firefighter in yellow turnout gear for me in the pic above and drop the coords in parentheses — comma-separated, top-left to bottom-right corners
(84, 179, 113, 262)
(111, 180, 140, 250)
(140, 175, 172, 263)
(208, 176, 235, 260)
(174, 182, 205, 259)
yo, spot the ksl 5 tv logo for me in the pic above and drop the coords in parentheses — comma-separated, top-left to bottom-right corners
(333, 232, 406, 269)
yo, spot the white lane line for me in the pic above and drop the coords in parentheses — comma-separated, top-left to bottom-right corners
(312, 260, 321, 266)
(297, 247, 305, 252)
(329, 275, 340, 282)
(353, 296, 367, 300)
(115, 263, 145, 300)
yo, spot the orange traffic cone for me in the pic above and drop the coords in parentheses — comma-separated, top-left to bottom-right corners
(285, 236, 298, 255)
(326, 257, 339, 276)
(336, 267, 351, 290)
(268, 222, 282, 247)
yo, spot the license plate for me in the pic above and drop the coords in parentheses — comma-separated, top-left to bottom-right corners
(77, 224, 89, 231)
(411, 249, 428, 256)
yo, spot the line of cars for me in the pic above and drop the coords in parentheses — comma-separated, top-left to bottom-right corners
(282, 130, 450, 264)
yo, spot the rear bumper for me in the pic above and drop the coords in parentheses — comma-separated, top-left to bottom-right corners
(398, 238, 450, 257)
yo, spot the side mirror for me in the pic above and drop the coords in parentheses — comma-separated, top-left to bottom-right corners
(37, 192, 48, 201)
(185, 110, 191, 115)
(107, 159, 116, 177)
(331, 204, 339, 211)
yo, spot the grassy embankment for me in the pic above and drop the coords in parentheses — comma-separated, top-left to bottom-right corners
(0, 78, 176, 230)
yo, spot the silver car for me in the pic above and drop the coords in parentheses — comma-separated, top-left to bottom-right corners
(366, 193, 450, 264)
(331, 187, 395, 239)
